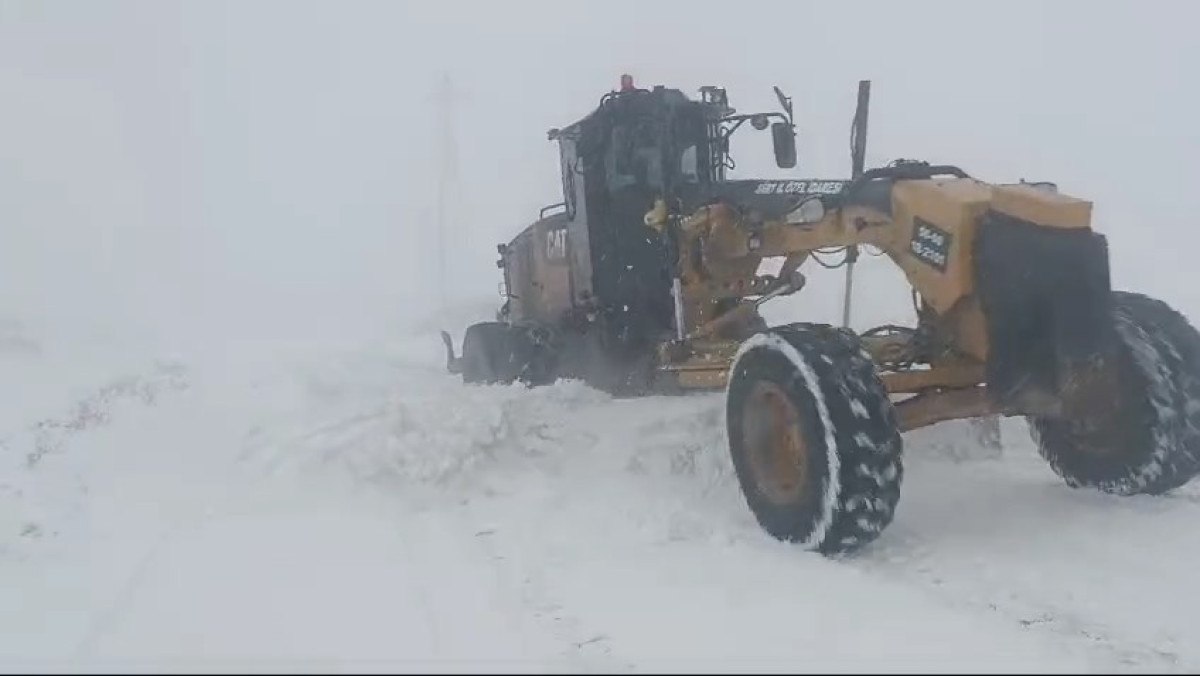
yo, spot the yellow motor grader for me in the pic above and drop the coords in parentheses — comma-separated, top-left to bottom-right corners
(442, 77, 1200, 554)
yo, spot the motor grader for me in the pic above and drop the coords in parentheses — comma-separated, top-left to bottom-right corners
(441, 76, 1200, 554)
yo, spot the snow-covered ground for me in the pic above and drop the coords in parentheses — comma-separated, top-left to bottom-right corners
(5, 4, 1200, 672)
(2, 300, 1199, 674)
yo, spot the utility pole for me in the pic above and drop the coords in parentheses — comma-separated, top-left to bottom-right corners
(433, 72, 460, 313)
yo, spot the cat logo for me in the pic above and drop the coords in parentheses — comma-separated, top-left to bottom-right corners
(545, 226, 567, 261)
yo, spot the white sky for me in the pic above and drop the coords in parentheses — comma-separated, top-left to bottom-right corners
(2, 0, 1198, 348)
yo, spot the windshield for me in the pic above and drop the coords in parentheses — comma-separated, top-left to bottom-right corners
(607, 120, 663, 192)
(604, 105, 711, 193)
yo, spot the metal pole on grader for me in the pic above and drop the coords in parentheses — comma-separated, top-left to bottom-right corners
(842, 79, 870, 330)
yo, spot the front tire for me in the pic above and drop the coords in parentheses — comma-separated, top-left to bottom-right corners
(1028, 291, 1200, 495)
(726, 324, 904, 555)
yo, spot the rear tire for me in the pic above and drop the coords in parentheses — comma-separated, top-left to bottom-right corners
(460, 322, 522, 385)
(1028, 291, 1200, 494)
(726, 324, 904, 555)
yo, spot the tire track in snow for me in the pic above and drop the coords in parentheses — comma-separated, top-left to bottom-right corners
(402, 504, 629, 673)
(213, 378, 627, 671)
(70, 435, 278, 662)
(857, 524, 1186, 673)
(65, 363, 336, 663)
(239, 368, 721, 671)
(848, 437, 1195, 674)
(70, 524, 180, 662)
(458, 508, 634, 673)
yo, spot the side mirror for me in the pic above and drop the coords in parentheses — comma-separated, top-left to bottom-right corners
(772, 122, 797, 169)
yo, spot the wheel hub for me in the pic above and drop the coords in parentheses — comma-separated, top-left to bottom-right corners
(742, 381, 809, 505)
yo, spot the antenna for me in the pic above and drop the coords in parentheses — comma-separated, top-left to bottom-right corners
(433, 72, 460, 314)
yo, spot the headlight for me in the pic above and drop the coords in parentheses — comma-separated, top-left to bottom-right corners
(786, 197, 825, 224)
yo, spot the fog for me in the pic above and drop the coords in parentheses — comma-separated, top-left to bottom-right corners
(3, 0, 1199, 354)
(6, 4, 1200, 666)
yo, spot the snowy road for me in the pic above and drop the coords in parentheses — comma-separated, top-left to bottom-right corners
(2, 317, 1199, 673)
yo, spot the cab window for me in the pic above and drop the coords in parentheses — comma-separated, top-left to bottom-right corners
(679, 145, 699, 183)
(607, 122, 662, 192)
